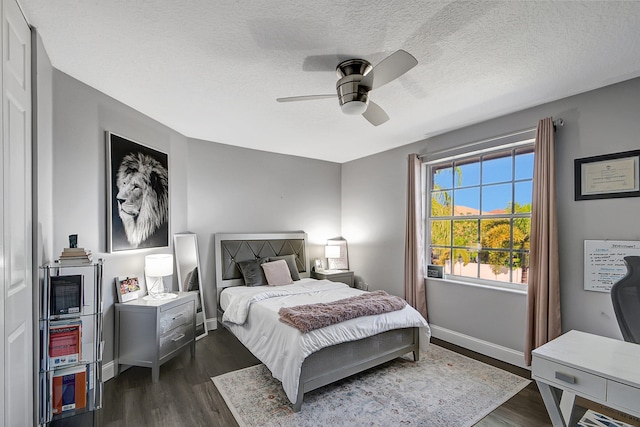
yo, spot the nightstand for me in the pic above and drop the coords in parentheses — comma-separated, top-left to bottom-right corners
(115, 291, 197, 382)
(311, 269, 354, 287)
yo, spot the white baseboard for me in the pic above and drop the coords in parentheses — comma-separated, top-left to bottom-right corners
(429, 325, 529, 370)
(206, 318, 217, 331)
(103, 360, 116, 382)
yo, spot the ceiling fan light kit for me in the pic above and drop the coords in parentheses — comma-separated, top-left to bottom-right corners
(277, 49, 418, 126)
(340, 99, 368, 115)
(336, 62, 371, 115)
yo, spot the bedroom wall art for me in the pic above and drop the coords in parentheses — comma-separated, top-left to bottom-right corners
(574, 149, 640, 201)
(106, 132, 169, 252)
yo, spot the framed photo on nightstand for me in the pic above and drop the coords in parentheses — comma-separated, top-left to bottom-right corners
(116, 276, 145, 303)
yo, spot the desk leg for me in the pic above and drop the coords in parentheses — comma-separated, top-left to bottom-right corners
(536, 380, 570, 427)
(560, 390, 576, 423)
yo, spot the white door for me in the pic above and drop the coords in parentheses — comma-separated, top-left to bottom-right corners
(1, 0, 32, 425)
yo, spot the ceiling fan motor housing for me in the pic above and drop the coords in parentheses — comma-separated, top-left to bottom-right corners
(336, 59, 373, 115)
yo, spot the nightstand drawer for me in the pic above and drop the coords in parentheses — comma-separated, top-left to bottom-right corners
(159, 301, 194, 334)
(533, 357, 606, 400)
(311, 270, 354, 287)
(159, 323, 195, 358)
(607, 380, 640, 413)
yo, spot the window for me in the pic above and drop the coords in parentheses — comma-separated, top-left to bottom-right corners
(426, 143, 534, 288)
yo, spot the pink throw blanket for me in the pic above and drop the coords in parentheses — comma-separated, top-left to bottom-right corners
(278, 290, 407, 333)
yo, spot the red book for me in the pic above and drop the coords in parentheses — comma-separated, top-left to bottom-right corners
(51, 365, 87, 414)
(49, 321, 81, 367)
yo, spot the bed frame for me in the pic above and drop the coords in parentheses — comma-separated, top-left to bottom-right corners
(214, 232, 420, 412)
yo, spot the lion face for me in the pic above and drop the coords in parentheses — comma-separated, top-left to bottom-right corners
(116, 176, 144, 218)
(116, 152, 168, 248)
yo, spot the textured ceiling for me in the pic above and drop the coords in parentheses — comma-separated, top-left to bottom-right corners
(17, 1, 640, 163)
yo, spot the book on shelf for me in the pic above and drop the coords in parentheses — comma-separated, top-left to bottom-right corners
(57, 259, 92, 266)
(49, 320, 82, 368)
(51, 364, 87, 414)
(50, 275, 83, 315)
(61, 247, 90, 253)
(58, 248, 93, 264)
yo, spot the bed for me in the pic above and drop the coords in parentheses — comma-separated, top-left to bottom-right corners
(214, 232, 430, 412)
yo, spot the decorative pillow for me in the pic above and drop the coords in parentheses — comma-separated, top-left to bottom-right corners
(261, 259, 294, 286)
(237, 258, 269, 286)
(268, 254, 301, 281)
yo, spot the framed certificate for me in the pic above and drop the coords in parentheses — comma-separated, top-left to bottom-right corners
(575, 150, 640, 200)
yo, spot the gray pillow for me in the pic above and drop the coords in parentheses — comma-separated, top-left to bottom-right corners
(237, 258, 269, 286)
(268, 254, 301, 281)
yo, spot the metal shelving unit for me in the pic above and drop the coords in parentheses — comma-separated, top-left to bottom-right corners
(38, 260, 104, 426)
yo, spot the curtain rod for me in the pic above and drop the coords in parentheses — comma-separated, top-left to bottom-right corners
(418, 117, 564, 160)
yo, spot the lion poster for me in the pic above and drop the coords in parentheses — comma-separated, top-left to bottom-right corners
(107, 132, 169, 252)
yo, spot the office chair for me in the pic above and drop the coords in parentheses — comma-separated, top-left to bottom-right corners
(610, 256, 640, 344)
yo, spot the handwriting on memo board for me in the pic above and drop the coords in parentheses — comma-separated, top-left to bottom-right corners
(584, 240, 640, 292)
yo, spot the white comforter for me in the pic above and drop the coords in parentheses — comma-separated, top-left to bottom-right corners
(220, 278, 431, 404)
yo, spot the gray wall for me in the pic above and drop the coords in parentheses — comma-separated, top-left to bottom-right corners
(186, 140, 342, 316)
(342, 77, 640, 365)
(50, 70, 189, 367)
(43, 68, 342, 370)
(34, 31, 54, 269)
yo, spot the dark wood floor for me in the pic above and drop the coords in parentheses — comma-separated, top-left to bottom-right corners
(97, 328, 560, 427)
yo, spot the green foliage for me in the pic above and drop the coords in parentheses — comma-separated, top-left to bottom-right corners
(429, 169, 532, 282)
(479, 202, 531, 280)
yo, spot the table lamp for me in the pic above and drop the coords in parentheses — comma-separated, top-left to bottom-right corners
(325, 245, 341, 270)
(145, 254, 175, 299)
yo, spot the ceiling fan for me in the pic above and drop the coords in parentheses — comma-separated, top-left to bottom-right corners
(276, 50, 418, 126)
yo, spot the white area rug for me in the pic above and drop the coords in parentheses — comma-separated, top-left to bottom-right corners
(212, 344, 530, 427)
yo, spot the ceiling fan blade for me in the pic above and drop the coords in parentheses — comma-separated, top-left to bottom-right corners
(360, 49, 418, 90)
(276, 94, 337, 102)
(302, 54, 354, 72)
(362, 100, 389, 126)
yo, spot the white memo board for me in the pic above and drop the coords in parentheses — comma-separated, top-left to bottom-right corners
(584, 240, 640, 292)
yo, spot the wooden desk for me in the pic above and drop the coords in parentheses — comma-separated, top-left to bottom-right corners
(532, 330, 640, 426)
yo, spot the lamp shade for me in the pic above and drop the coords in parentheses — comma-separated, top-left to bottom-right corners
(145, 254, 173, 277)
(325, 245, 341, 259)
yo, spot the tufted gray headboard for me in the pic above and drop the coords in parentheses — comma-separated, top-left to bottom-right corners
(214, 232, 309, 303)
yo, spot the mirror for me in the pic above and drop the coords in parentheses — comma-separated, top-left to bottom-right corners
(174, 233, 208, 340)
